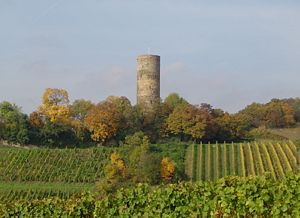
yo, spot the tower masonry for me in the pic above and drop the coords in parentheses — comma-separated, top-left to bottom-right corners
(137, 54, 160, 111)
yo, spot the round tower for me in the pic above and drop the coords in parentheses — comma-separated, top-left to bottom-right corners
(137, 54, 160, 111)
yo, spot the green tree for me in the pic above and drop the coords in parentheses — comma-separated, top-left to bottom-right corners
(105, 96, 142, 141)
(127, 133, 161, 184)
(0, 101, 29, 144)
(164, 93, 188, 112)
(167, 104, 214, 141)
(216, 113, 251, 141)
(70, 99, 94, 142)
(70, 99, 93, 121)
(124, 131, 150, 147)
(238, 103, 266, 128)
(140, 102, 171, 141)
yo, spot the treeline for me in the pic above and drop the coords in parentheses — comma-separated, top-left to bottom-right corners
(1, 88, 300, 146)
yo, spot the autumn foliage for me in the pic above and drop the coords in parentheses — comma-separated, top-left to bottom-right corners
(166, 104, 215, 141)
(29, 111, 44, 128)
(110, 152, 128, 178)
(84, 102, 121, 142)
(38, 88, 70, 123)
(1, 87, 300, 146)
(161, 157, 175, 182)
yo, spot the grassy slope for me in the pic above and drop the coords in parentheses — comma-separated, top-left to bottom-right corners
(268, 127, 300, 142)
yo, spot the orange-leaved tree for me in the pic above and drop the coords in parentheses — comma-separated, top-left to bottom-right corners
(29, 111, 44, 128)
(105, 96, 141, 139)
(84, 102, 121, 142)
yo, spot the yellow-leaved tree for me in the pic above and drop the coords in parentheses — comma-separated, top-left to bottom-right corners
(161, 157, 175, 182)
(96, 151, 128, 198)
(38, 88, 70, 123)
(84, 102, 121, 142)
(110, 152, 128, 178)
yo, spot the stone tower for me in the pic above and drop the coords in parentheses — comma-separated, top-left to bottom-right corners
(137, 54, 160, 111)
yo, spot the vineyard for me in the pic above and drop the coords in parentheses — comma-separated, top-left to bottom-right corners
(0, 140, 299, 211)
(1, 172, 300, 217)
(0, 182, 94, 203)
(0, 147, 113, 183)
(186, 141, 299, 181)
(0, 143, 188, 202)
(0, 147, 114, 203)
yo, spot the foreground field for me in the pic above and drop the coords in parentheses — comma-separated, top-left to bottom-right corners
(1, 140, 298, 207)
(1, 172, 300, 217)
(186, 141, 299, 181)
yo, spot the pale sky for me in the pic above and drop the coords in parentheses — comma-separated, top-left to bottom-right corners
(0, 0, 299, 114)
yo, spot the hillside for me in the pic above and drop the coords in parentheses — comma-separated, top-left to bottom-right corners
(0, 147, 113, 183)
(0, 143, 188, 202)
(268, 127, 300, 142)
(1, 140, 299, 203)
(186, 141, 299, 181)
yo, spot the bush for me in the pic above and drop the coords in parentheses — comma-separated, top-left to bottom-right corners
(124, 131, 149, 147)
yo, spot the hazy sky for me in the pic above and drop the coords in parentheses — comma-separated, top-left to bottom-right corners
(0, 0, 299, 114)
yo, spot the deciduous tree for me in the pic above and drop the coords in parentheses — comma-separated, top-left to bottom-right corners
(0, 101, 29, 144)
(70, 99, 93, 122)
(161, 157, 175, 182)
(29, 111, 44, 128)
(38, 88, 70, 123)
(105, 96, 141, 140)
(166, 104, 208, 141)
(69, 99, 94, 142)
(164, 93, 188, 112)
(84, 102, 121, 143)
